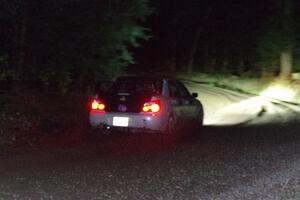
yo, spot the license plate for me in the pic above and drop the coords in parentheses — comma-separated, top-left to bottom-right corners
(113, 117, 129, 127)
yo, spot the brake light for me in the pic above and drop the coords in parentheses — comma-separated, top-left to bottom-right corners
(91, 99, 105, 110)
(142, 100, 161, 113)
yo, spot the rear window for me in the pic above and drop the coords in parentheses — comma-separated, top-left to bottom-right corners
(113, 79, 162, 95)
(95, 81, 114, 94)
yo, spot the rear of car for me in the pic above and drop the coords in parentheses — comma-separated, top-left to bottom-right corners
(89, 76, 169, 133)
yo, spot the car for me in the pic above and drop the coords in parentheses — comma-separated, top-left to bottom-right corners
(89, 76, 204, 134)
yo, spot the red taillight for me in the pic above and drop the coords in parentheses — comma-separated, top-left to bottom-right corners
(142, 100, 161, 113)
(91, 99, 105, 111)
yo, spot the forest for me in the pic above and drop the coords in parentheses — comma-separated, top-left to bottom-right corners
(0, 0, 151, 93)
(135, 0, 300, 79)
(1, 0, 300, 94)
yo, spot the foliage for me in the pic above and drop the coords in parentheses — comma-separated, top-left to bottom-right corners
(257, 25, 282, 74)
(293, 1, 300, 71)
(0, 0, 152, 92)
(293, 45, 300, 71)
(257, 0, 297, 76)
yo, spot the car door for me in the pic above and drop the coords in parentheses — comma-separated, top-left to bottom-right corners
(176, 81, 200, 121)
(168, 80, 185, 123)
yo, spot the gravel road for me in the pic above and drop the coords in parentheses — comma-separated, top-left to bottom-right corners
(0, 84, 299, 200)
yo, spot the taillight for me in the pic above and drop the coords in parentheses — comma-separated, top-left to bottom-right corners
(142, 100, 161, 113)
(91, 99, 105, 111)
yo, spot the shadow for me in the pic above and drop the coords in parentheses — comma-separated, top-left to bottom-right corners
(190, 122, 300, 154)
(91, 132, 179, 156)
(88, 120, 300, 158)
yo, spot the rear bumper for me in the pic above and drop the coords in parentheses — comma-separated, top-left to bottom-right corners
(89, 110, 168, 132)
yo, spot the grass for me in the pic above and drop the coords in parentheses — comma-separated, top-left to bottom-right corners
(179, 72, 300, 105)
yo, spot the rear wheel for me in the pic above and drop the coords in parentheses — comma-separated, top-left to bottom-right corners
(159, 115, 177, 145)
(165, 115, 177, 135)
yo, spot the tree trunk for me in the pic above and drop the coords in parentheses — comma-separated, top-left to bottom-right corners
(279, 0, 293, 80)
(10, 2, 27, 81)
(279, 50, 292, 80)
(237, 60, 245, 75)
(17, 8, 27, 79)
(187, 27, 201, 73)
(210, 56, 216, 72)
(222, 59, 228, 73)
(186, 6, 214, 73)
(203, 40, 210, 72)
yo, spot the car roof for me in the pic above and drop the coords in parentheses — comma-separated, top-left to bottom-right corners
(115, 75, 176, 82)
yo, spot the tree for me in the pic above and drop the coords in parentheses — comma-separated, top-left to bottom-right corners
(0, 0, 152, 92)
(257, 0, 295, 80)
(279, 0, 294, 80)
(186, 4, 213, 73)
(0, 0, 29, 81)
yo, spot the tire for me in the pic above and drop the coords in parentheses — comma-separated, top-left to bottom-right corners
(159, 114, 177, 145)
(165, 114, 177, 135)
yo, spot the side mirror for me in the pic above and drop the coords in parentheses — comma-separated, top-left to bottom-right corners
(192, 92, 198, 98)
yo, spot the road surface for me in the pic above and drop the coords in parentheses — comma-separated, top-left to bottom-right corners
(0, 82, 299, 200)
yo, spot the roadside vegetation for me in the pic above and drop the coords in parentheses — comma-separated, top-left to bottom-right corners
(180, 72, 300, 104)
(0, 89, 88, 153)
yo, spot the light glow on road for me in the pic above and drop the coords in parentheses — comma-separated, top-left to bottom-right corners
(260, 85, 296, 102)
(204, 96, 270, 125)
